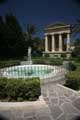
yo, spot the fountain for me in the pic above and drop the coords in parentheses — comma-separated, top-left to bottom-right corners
(27, 46, 32, 64)
(20, 47, 32, 65)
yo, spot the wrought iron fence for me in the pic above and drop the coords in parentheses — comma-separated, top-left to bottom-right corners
(0, 64, 66, 83)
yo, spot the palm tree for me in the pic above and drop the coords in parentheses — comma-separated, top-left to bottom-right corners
(26, 24, 37, 47)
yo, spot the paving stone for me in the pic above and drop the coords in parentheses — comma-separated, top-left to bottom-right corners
(13, 109, 24, 117)
(69, 95, 77, 101)
(23, 110, 35, 117)
(61, 102, 80, 115)
(59, 96, 66, 101)
(49, 105, 63, 119)
(59, 99, 64, 105)
(72, 97, 80, 110)
(64, 99, 71, 103)
(43, 97, 49, 102)
(42, 93, 47, 97)
(13, 116, 37, 120)
(24, 117, 33, 120)
(36, 107, 50, 117)
(37, 116, 52, 120)
(56, 113, 66, 120)
(49, 92, 57, 97)
(0, 110, 12, 120)
(67, 114, 80, 120)
(12, 117, 25, 120)
(32, 116, 38, 120)
(51, 98, 58, 105)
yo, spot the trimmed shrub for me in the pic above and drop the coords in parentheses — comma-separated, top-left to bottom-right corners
(33, 57, 63, 66)
(61, 53, 66, 58)
(64, 61, 76, 71)
(44, 53, 49, 58)
(68, 62, 76, 71)
(49, 58, 63, 65)
(0, 78, 40, 102)
(65, 71, 80, 90)
(32, 58, 45, 64)
(0, 60, 20, 68)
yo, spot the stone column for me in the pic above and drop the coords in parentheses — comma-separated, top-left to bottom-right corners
(59, 34, 63, 52)
(45, 35, 48, 52)
(52, 35, 55, 52)
(67, 33, 70, 51)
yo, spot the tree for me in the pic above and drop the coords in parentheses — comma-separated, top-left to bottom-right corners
(73, 19, 80, 35)
(72, 18, 80, 58)
(0, 13, 26, 59)
(0, 16, 7, 58)
(5, 13, 26, 58)
(0, 0, 6, 4)
(72, 38, 80, 57)
(31, 37, 44, 57)
(73, 0, 80, 4)
(26, 24, 37, 47)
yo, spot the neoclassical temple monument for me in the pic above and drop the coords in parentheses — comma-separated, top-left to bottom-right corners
(44, 23, 72, 58)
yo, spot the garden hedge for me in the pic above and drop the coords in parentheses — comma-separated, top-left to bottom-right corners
(33, 58, 63, 65)
(0, 77, 41, 102)
(65, 71, 80, 90)
(0, 60, 20, 68)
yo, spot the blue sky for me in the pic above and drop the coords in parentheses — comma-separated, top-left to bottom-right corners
(0, 0, 80, 38)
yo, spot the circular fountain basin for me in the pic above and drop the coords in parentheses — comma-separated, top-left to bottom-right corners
(1, 65, 59, 79)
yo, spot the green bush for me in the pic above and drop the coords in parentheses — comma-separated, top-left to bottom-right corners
(49, 58, 63, 65)
(65, 71, 80, 90)
(44, 53, 49, 58)
(65, 62, 76, 71)
(33, 58, 63, 65)
(61, 53, 66, 58)
(0, 60, 20, 68)
(32, 58, 45, 64)
(0, 78, 41, 102)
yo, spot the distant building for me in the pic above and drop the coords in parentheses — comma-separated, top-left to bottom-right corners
(43, 22, 72, 58)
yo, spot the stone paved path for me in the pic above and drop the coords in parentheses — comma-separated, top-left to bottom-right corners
(41, 82, 80, 120)
(0, 82, 80, 120)
(0, 68, 80, 120)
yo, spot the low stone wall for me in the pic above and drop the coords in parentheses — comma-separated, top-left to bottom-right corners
(41, 67, 66, 85)
(0, 96, 52, 120)
(56, 84, 79, 99)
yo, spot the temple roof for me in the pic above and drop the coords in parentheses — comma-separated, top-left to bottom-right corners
(45, 22, 70, 29)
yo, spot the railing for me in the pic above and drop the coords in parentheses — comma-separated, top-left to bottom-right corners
(0, 64, 66, 85)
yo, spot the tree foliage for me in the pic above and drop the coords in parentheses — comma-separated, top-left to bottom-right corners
(72, 39, 80, 57)
(73, 19, 80, 35)
(26, 24, 37, 47)
(24, 24, 44, 57)
(0, 14, 44, 59)
(0, 0, 6, 4)
(0, 14, 26, 59)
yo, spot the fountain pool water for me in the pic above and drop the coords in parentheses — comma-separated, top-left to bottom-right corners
(2, 65, 57, 79)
